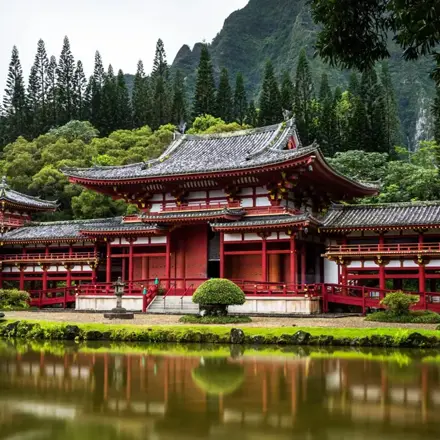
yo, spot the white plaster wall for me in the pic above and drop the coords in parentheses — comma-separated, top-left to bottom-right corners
(348, 261, 362, 268)
(279, 232, 289, 240)
(187, 191, 206, 200)
(403, 260, 418, 268)
(135, 238, 150, 245)
(240, 188, 253, 196)
(209, 189, 227, 198)
(240, 198, 253, 208)
(426, 259, 440, 267)
(244, 233, 261, 241)
(255, 187, 267, 195)
(224, 233, 242, 242)
(150, 203, 161, 213)
(150, 236, 167, 244)
(324, 259, 338, 284)
(256, 197, 270, 207)
(387, 260, 401, 268)
(364, 261, 379, 268)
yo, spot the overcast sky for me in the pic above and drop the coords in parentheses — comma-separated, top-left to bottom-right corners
(0, 0, 248, 91)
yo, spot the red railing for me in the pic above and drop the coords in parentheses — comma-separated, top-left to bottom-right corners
(326, 242, 440, 255)
(161, 201, 241, 212)
(0, 216, 27, 227)
(29, 286, 78, 309)
(1, 252, 98, 263)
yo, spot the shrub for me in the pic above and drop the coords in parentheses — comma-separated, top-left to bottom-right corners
(192, 279, 246, 316)
(0, 289, 30, 310)
(366, 310, 440, 324)
(380, 291, 419, 316)
(179, 315, 252, 324)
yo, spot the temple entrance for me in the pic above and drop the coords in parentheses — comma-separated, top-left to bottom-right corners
(208, 261, 220, 278)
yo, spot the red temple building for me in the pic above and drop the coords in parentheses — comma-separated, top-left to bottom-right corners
(1, 119, 440, 312)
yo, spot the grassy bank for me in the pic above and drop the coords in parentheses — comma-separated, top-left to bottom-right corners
(1, 318, 440, 348)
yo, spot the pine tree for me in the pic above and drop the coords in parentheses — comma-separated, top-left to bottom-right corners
(317, 73, 337, 155)
(233, 72, 247, 124)
(56, 36, 75, 124)
(151, 39, 171, 129)
(319, 73, 332, 102)
(73, 61, 87, 120)
(30, 39, 50, 133)
(27, 65, 40, 137)
(100, 65, 117, 135)
(348, 72, 360, 97)
(115, 69, 132, 129)
(246, 100, 258, 127)
(380, 62, 402, 153)
(433, 86, 440, 146)
(46, 56, 57, 127)
(216, 68, 233, 122)
(90, 51, 105, 129)
(132, 60, 151, 128)
(171, 70, 187, 125)
(293, 49, 315, 145)
(193, 44, 217, 118)
(280, 71, 294, 112)
(2, 46, 27, 142)
(258, 60, 282, 126)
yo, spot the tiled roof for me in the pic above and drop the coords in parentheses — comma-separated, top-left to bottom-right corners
(323, 202, 440, 230)
(211, 213, 319, 230)
(0, 217, 160, 241)
(0, 177, 57, 210)
(62, 119, 316, 181)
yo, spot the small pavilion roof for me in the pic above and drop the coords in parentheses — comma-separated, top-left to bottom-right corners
(322, 201, 440, 231)
(140, 208, 245, 223)
(0, 177, 57, 211)
(211, 212, 320, 232)
(0, 217, 161, 243)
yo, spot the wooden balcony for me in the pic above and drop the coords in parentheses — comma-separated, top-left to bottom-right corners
(0, 215, 28, 227)
(1, 252, 98, 264)
(325, 243, 440, 258)
(161, 201, 241, 212)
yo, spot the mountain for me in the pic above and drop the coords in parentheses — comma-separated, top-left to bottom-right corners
(171, 0, 435, 149)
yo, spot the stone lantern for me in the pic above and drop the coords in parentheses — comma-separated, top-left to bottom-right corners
(104, 277, 134, 320)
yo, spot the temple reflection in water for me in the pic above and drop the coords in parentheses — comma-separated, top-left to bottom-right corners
(0, 344, 440, 440)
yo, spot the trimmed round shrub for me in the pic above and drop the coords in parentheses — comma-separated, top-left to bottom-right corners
(380, 291, 419, 316)
(0, 289, 30, 310)
(192, 279, 245, 316)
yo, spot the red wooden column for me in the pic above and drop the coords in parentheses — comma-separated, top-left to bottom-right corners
(301, 243, 307, 286)
(378, 233, 386, 291)
(106, 239, 111, 292)
(220, 232, 225, 278)
(91, 242, 98, 283)
(165, 233, 171, 288)
(66, 266, 72, 288)
(418, 232, 426, 296)
(289, 234, 297, 286)
(43, 245, 49, 291)
(19, 266, 25, 291)
(128, 239, 134, 294)
(261, 236, 268, 283)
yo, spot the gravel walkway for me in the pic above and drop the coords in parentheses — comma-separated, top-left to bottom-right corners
(3, 311, 439, 330)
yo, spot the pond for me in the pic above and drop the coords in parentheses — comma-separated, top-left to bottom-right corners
(0, 341, 439, 439)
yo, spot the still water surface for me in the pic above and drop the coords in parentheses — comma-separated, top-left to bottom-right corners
(0, 342, 439, 439)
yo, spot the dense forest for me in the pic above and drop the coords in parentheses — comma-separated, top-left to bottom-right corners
(1, 0, 440, 222)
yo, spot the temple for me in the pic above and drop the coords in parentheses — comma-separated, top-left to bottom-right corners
(2, 118, 440, 312)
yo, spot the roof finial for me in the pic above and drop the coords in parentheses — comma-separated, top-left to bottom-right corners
(282, 109, 292, 122)
(178, 121, 187, 134)
(0, 176, 7, 188)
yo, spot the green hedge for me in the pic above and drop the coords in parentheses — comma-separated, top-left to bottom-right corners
(0, 289, 30, 310)
(192, 279, 245, 306)
(366, 310, 440, 324)
(179, 315, 252, 324)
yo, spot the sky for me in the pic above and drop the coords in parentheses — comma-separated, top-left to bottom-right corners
(0, 0, 248, 91)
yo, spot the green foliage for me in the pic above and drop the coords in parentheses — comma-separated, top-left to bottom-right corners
(233, 72, 247, 125)
(216, 68, 233, 122)
(188, 114, 248, 134)
(380, 291, 419, 316)
(179, 315, 252, 324)
(0, 290, 30, 310)
(258, 60, 282, 126)
(193, 44, 216, 118)
(192, 279, 246, 306)
(366, 310, 440, 324)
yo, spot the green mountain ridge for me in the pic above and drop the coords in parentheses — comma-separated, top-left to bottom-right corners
(170, 0, 435, 149)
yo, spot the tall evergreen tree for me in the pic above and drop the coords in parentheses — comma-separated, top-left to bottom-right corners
(318, 73, 337, 156)
(233, 72, 247, 124)
(115, 69, 132, 129)
(27, 65, 40, 138)
(258, 60, 282, 126)
(348, 72, 360, 97)
(73, 60, 87, 120)
(90, 51, 105, 129)
(216, 68, 233, 122)
(46, 56, 57, 127)
(380, 62, 402, 153)
(100, 65, 117, 135)
(280, 71, 294, 111)
(246, 100, 258, 127)
(132, 60, 151, 128)
(433, 86, 440, 146)
(193, 44, 217, 118)
(151, 39, 171, 129)
(2, 46, 27, 142)
(319, 73, 332, 101)
(293, 49, 315, 145)
(56, 36, 75, 124)
(171, 70, 187, 126)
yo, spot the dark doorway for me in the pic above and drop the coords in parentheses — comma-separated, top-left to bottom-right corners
(208, 260, 220, 278)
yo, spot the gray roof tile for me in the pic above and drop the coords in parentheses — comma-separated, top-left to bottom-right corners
(211, 213, 318, 229)
(323, 202, 440, 229)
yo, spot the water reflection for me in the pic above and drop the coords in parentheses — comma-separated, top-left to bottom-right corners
(0, 342, 439, 439)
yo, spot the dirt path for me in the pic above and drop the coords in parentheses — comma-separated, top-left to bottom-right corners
(3, 311, 439, 330)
